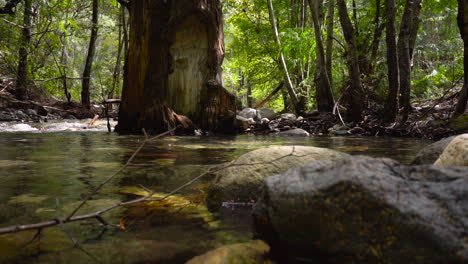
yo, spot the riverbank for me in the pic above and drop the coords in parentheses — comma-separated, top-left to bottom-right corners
(1, 89, 467, 139)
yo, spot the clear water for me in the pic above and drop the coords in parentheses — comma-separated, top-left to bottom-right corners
(0, 128, 431, 264)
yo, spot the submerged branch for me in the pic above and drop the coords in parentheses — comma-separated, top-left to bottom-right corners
(0, 130, 307, 237)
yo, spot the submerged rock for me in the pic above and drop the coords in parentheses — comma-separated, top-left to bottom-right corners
(185, 240, 271, 264)
(253, 156, 468, 264)
(411, 135, 456, 165)
(206, 146, 348, 210)
(434, 133, 468, 167)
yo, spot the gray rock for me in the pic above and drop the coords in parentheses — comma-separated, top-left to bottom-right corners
(25, 109, 37, 116)
(434, 134, 468, 167)
(257, 108, 276, 120)
(277, 128, 309, 137)
(206, 146, 348, 211)
(261, 118, 270, 124)
(280, 113, 296, 121)
(253, 156, 468, 264)
(238, 108, 258, 119)
(411, 136, 456, 165)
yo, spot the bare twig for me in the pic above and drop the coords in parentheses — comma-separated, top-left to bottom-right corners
(0, 135, 306, 236)
(65, 126, 179, 221)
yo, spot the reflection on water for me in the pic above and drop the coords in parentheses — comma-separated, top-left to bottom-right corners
(0, 131, 431, 263)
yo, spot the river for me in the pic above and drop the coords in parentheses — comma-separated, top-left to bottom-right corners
(0, 120, 431, 264)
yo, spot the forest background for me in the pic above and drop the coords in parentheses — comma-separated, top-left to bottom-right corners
(0, 0, 465, 125)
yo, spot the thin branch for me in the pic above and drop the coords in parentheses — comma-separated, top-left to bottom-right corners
(65, 127, 177, 221)
(0, 17, 23, 28)
(0, 144, 309, 236)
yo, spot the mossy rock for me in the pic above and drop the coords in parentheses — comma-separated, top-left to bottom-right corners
(185, 240, 271, 264)
(449, 114, 468, 130)
(206, 146, 348, 210)
(434, 133, 468, 166)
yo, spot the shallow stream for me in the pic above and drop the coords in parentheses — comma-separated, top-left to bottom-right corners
(0, 121, 431, 264)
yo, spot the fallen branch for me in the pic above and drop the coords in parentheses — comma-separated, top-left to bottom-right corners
(0, 144, 307, 236)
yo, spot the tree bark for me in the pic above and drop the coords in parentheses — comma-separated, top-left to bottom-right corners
(383, 0, 399, 122)
(308, 0, 334, 112)
(267, 0, 301, 114)
(325, 0, 335, 87)
(81, 0, 99, 109)
(398, 0, 422, 121)
(336, 0, 364, 122)
(116, 0, 236, 134)
(15, 0, 32, 100)
(369, 0, 384, 64)
(455, 0, 468, 116)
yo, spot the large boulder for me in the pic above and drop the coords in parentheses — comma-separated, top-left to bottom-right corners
(206, 146, 348, 210)
(253, 156, 468, 264)
(185, 240, 271, 264)
(411, 136, 456, 165)
(434, 134, 468, 166)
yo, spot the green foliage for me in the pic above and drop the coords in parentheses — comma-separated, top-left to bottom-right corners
(0, 0, 124, 102)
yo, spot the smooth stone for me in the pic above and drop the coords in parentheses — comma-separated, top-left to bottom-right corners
(434, 134, 468, 166)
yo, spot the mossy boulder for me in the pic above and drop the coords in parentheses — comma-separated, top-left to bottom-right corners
(253, 156, 468, 264)
(434, 133, 468, 166)
(206, 146, 348, 210)
(185, 240, 271, 264)
(411, 135, 456, 165)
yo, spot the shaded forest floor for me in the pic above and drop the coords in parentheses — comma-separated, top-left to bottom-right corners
(241, 94, 468, 140)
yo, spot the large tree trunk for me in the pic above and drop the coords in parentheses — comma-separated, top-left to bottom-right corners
(336, 0, 364, 122)
(383, 0, 399, 122)
(81, 0, 99, 109)
(116, 0, 236, 134)
(15, 0, 32, 100)
(455, 0, 468, 116)
(308, 0, 334, 112)
(398, 0, 422, 122)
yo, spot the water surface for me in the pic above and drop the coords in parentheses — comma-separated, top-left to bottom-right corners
(0, 127, 431, 264)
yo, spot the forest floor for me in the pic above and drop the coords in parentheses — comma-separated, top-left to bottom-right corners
(1, 82, 467, 139)
(241, 95, 468, 140)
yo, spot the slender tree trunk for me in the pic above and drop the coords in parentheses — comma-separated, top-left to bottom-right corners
(398, 0, 422, 121)
(325, 0, 335, 87)
(60, 36, 71, 103)
(267, 0, 301, 114)
(383, 0, 399, 121)
(15, 0, 32, 100)
(370, 0, 384, 63)
(455, 0, 468, 116)
(81, 0, 99, 109)
(336, 0, 364, 122)
(308, 0, 334, 112)
(110, 7, 125, 103)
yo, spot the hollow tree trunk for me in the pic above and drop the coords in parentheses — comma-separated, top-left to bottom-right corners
(308, 0, 334, 112)
(81, 0, 99, 109)
(383, 0, 399, 122)
(15, 0, 32, 100)
(455, 0, 468, 116)
(116, 0, 236, 134)
(336, 0, 364, 122)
